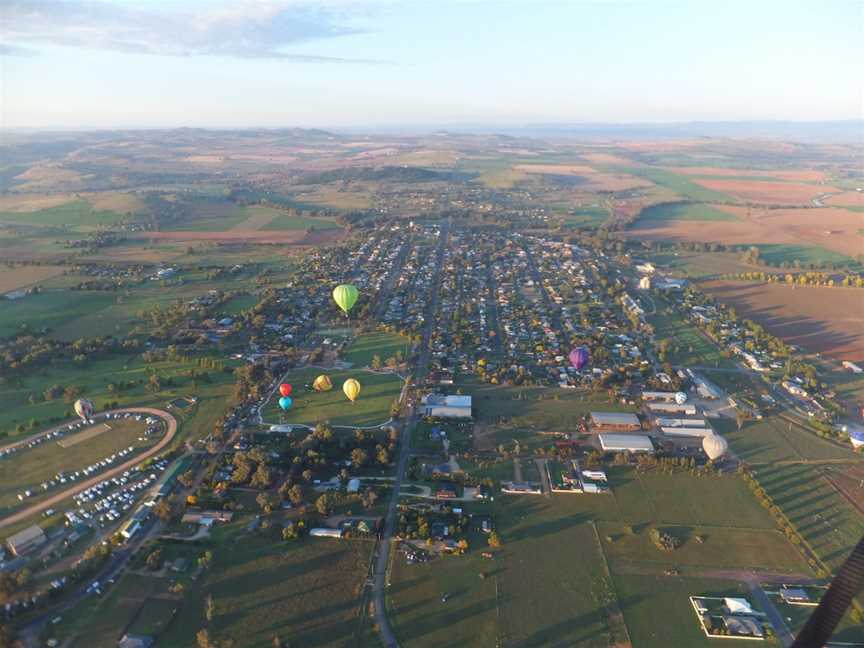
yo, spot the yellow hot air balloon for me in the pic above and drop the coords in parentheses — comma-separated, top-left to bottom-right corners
(332, 284, 359, 315)
(313, 374, 333, 392)
(343, 378, 361, 403)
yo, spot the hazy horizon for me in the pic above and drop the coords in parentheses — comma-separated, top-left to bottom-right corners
(2, 0, 862, 130)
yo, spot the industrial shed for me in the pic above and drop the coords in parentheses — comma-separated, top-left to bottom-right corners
(6, 524, 47, 557)
(598, 433, 654, 453)
(590, 411, 641, 431)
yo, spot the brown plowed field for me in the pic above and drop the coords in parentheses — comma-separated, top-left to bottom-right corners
(691, 178, 840, 204)
(700, 280, 864, 362)
(664, 167, 829, 182)
(627, 206, 864, 258)
(825, 191, 864, 208)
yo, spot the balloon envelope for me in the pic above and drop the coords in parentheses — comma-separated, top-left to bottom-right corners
(674, 391, 688, 405)
(343, 378, 361, 402)
(74, 398, 95, 421)
(278, 396, 293, 411)
(569, 347, 590, 370)
(332, 284, 359, 314)
(279, 383, 292, 397)
(313, 374, 333, 392)
(702, 434, 729, 461)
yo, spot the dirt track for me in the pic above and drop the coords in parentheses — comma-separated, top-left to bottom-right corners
(0, 407, 178, 531)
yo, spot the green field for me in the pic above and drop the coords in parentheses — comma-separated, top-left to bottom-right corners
(0, 291, 118, 338)
(344, 331, 410, 367)
(614, 167, 734, 202)
(648, 306, 737, 369)
(637, 202, 737, 223)
(0, 418, 151, 513)
(720, 417, 857, 464)
(55, 575, 168, 648)
(157, 522, 374, 647)
(612, 574, 778, 648)
(559, 206, 610, 226)
(221, 294, 259, 314)
(389, 497, 613, 647)
(262, 213, 340, 231)
(0, 200, 125, 229)
(755, 243, 857, 267)
(0, 353, 236, 441)
(463, 377, 637, 429)
(756, 462, 864, 572)
(264, 367, 401, 427)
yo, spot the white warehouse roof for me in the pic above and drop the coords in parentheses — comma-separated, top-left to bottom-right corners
(598, 434, 654, 453)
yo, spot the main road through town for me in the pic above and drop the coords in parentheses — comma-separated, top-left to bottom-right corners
(372, 217, 450, 648)
(0, 407, 178, 530)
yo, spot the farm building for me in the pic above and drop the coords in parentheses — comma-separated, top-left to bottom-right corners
(656, 417, 707, 428)
(181, 510, 234, 525)
(589, 411, 641, 432)
(693, 375, 723, 399)
(6, 524, 47, 557)
(422, 394, 472, 419)
(646, 402, 698, 416)
(779, 587, 813, 605)
(661, 426, 714, 438)
(642, 391, 686, 403)
(117, 635, 154, 648)
(598, 434, 654, 453)
(310, 528, 343, 539)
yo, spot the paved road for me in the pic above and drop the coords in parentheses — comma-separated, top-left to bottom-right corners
(0, 407, 178, 530)
(372, 218, 450, 648)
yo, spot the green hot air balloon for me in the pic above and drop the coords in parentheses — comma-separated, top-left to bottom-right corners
(332, 284, 359, 316)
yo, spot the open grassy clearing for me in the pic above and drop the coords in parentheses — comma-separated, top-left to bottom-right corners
(0, 353, 236, 439)
(755, 243, 857, 267)
(263, 367, 401, 428)
(645, 251, 768, 279)
(557, 205, 610, 227)
(157, 522, 374, 648)
(611, 573, 777, 648)
(0, 290, 119, 338)
(389, 497, 612, 648)
(262, 212, 341, 231)
(461, 376, 637, 429)
(344, 331, 410, 368)
(637, 202, 737, 223)
(0, 265, 65, 293)
(0, 200, 126, 229)
(54, 575, 169, 648)
(221, 294, 259, 314)
(718, 417, 857, 465)
(648, 306, 737, 368)
(756, 462, 864, 573)
(0, 418, 150, 513)
(613, 167, 734, 202)
(768, 590, 864, 644)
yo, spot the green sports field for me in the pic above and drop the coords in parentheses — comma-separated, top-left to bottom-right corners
(344, 331, 410, 367)
(263, 367, 401, 428)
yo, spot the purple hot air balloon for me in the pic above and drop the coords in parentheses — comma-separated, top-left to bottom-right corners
(569, 346, 590, 371)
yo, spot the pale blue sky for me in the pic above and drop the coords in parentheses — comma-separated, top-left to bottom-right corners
(1, 0, 862, 129)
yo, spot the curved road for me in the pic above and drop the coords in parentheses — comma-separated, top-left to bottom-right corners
(0, 407, 178, 530)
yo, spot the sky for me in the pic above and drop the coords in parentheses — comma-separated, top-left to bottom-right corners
(1, 0, 862, 129)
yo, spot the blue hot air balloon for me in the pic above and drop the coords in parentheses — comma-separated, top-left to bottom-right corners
(278, 396, 293, 411)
